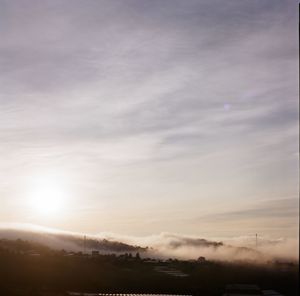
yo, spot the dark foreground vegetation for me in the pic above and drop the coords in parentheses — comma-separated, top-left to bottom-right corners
(0, 239, 298, 296)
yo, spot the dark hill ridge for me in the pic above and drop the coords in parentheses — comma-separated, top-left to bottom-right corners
(0, 228, 228, 254)
(0, 227, 268, 262)
(0, 238, 52, 254)
(0, 228, 146, 253)
(58, 233, 147, 252)
(0, 237, 146, 255)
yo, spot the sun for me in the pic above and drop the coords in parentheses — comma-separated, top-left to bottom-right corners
(28, 175, 67, 216)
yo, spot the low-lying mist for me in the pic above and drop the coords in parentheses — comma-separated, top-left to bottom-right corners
(99, 232, 299, 263)
(0, 223, 298, 264)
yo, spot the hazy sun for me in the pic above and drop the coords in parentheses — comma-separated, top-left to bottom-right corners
(28, 176, 67, 216)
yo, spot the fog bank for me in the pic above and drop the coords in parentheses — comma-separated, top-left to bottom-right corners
(0, 224, 298, 263)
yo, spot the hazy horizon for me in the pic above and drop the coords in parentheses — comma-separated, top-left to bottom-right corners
(0, 223, 299, 263)
(0, 0, 298, 242)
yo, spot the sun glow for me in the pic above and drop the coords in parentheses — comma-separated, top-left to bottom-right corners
(28, 175, 68, 216)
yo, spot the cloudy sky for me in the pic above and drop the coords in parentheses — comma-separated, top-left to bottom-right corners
(0, 0, 298, 239)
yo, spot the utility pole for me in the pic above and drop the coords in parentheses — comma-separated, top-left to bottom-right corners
(84, 235, 86, 254)
(255, 233, 258, 248)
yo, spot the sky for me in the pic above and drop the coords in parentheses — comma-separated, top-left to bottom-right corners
(0, 0, 298, 239)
